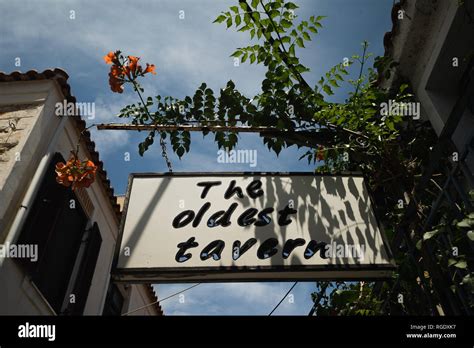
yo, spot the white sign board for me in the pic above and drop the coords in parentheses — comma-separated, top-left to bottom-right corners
(113, 173, 395, 282)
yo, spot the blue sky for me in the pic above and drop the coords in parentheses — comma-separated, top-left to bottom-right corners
(0, 0, 394, 315)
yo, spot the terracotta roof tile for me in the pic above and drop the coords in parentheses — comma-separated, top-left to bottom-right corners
(147, 285, 164, 315)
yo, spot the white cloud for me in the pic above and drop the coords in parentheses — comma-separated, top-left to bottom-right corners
(0, 0, 267, 93)
(0, 0, 270, 157)
(88, 94, 139, 155)
(155, 282, 316, 315)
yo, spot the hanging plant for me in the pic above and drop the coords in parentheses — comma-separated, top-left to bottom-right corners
(55, 126, 98, 190)
(55, 152, 97, 190)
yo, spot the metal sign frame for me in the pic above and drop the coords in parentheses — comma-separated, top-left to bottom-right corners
(112, 172, 396, 283)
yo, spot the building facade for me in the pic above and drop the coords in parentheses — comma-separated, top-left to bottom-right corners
(379, 0, 474, 315)
(0, 69, 162, 315)
(383, 0, 474, 167)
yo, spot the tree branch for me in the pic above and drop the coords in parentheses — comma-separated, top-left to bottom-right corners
(241, 0, 369, 140)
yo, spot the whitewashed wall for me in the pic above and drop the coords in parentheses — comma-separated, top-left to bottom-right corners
(0, 79, 159, 315)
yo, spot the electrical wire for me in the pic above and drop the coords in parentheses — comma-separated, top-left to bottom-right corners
(121, 283, 201, 316)
(124, 281, 300, 316)
(268, 282, 298, 316)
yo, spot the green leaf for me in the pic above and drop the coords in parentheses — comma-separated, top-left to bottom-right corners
(284, 2, 298, 10)
(332, 289, 358, 306)
(386, 120, 395, 131)
(399, 83, 409, 93)
(415, 239, 422, 250)
(238, 24, 251, 32)
(252, 11, 261, 21)
(248, 99, 258, 111)
(302, 31, 311, 41)
(296, 37, 304, 48)
(269, 9, 279, 19)
(467, 230, 474, 241)
(145, 136, 154, 147)
(423, 229, 439, 241)
(308, 26, 318, 33)
(251, 0, 259, 9)
(295, 64, 309, 73)
(244, 13, 251, 25)
(213, 14, 226, 23)
(461, 274, 474, 287)
(250, 53, 256, 64)
(329, 79, 339, 88)
(235, 14, 241, 26)
(454, 260, 468, 269)
(230, 50, 243, 57)
(230, 6, 239, 14)
(457, 218, 473, 228)
(322, 85, 333, 95)
(281, 19, 292, 28)
(138, 142, 147, 156)
(226, 17, 232, 28)
(289, 44, 295, 56)
(176, 146, 185, 158)
(270, 1, 282, 10)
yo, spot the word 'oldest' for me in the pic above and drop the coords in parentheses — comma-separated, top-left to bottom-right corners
(172, 180, 297, 228)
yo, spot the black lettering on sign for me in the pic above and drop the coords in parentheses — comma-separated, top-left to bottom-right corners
(254, 207, 274, 226)
(207, 210, 224, 227)
(175, 238, 331, 263)
(170, 177, 316, 264)
(224, 180, 244, 199)
(232, 238, 257, 260)
(175, 237, 199, 263)
(237, 208, 258, 227)
(304, 240, 328, 259)
(246, 179, 264, 199)
(216, 203, 238, 227)
(197, 181, 222, 199)
(193, 202, 211, 227)
(172, 210, 195, 228)
(278, 205, 297, 226)
(257, 238, 279, 259)
(282, 238, 306, 259)
(200, 240, 225, 261)
(207, 203, 238, 227)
